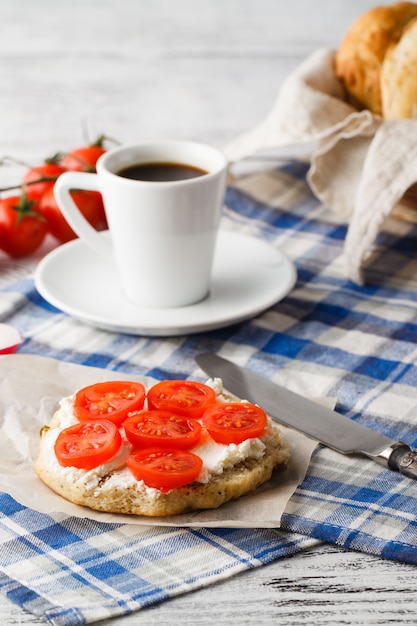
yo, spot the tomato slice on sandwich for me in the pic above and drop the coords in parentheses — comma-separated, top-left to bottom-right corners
(54, 420, 122, 470)
(147, 380, 216, 418)
(126, 447, 203, 492)
(124, 410, 202, 449)
(74, 381, 146, 426)
(202, 402, 267, 445)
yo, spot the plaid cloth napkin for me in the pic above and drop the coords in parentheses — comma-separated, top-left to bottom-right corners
(1, 161, 417, 623)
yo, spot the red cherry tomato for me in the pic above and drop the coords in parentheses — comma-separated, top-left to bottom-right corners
(74, 381, 146, 426)
(54, 420, 122, 470)
(0, 194, 47, 257)
(39, 185, 107, 243)
(23, 162, 67, 202)
(124, 410, 202, 449)
(202, 402, 267, 445)
(61, 143, 106, 172)
(126, 447, 203, 492)
(147, 380, 216, 419)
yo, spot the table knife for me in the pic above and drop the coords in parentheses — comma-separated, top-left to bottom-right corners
(195, 353, 417, 480)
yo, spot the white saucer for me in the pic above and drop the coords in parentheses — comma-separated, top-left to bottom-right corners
(34, 230, 297, 336)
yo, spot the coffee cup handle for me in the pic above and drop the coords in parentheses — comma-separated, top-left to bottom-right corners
(54, 171, 112, 257)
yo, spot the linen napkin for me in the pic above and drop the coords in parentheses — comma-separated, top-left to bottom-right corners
(225, 48, 417, 285)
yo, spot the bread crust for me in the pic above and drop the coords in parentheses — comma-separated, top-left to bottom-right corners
(335, 2, 417, 115)
(35, 409, 290, 517)
(381, 16, 417, 117)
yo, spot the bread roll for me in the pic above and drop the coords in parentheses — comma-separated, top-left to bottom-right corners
(335, 2, 417, 117)
(381, 16, 417, 117)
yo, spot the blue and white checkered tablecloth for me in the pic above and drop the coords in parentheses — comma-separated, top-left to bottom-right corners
(1, 160, 417, 624)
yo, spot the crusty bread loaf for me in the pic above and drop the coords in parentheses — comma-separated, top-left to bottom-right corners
(381, 16, 417, 117)
(335, 2, 417, 118)
(35, 406, 290, 517)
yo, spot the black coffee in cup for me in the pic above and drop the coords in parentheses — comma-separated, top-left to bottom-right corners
(116, 161, 208, 182)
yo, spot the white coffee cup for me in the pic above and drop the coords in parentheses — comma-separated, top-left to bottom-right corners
(54, 140, 228, 308)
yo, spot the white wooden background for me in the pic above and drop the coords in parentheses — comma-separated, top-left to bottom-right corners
(1, 1, 416, 624)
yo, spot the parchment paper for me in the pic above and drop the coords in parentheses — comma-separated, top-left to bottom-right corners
(0, 354, 326, 528)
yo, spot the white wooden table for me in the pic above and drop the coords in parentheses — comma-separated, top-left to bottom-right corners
(1, 1, 415, 624)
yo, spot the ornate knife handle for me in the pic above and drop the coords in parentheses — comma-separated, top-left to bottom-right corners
(388, 444, 417, 480)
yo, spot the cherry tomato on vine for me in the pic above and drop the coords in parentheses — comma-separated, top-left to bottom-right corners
(147, 380, 217, 419)
(0, 194, 47, 257)
(23, 161, 67, 202)
(202, 402, 267, 445)
(74, 380, 146, 426)
(54, 420, 122, 470)
(124, 410, 202, 449)
(61, 139, 106, 172)
(39, 185, 107, 243)
(126, 447, 203, 492)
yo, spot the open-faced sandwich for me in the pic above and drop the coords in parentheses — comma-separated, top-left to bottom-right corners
(35, 377, 290, 517)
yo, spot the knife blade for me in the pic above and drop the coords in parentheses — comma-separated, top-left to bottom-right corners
(195, 353, 417, 480)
